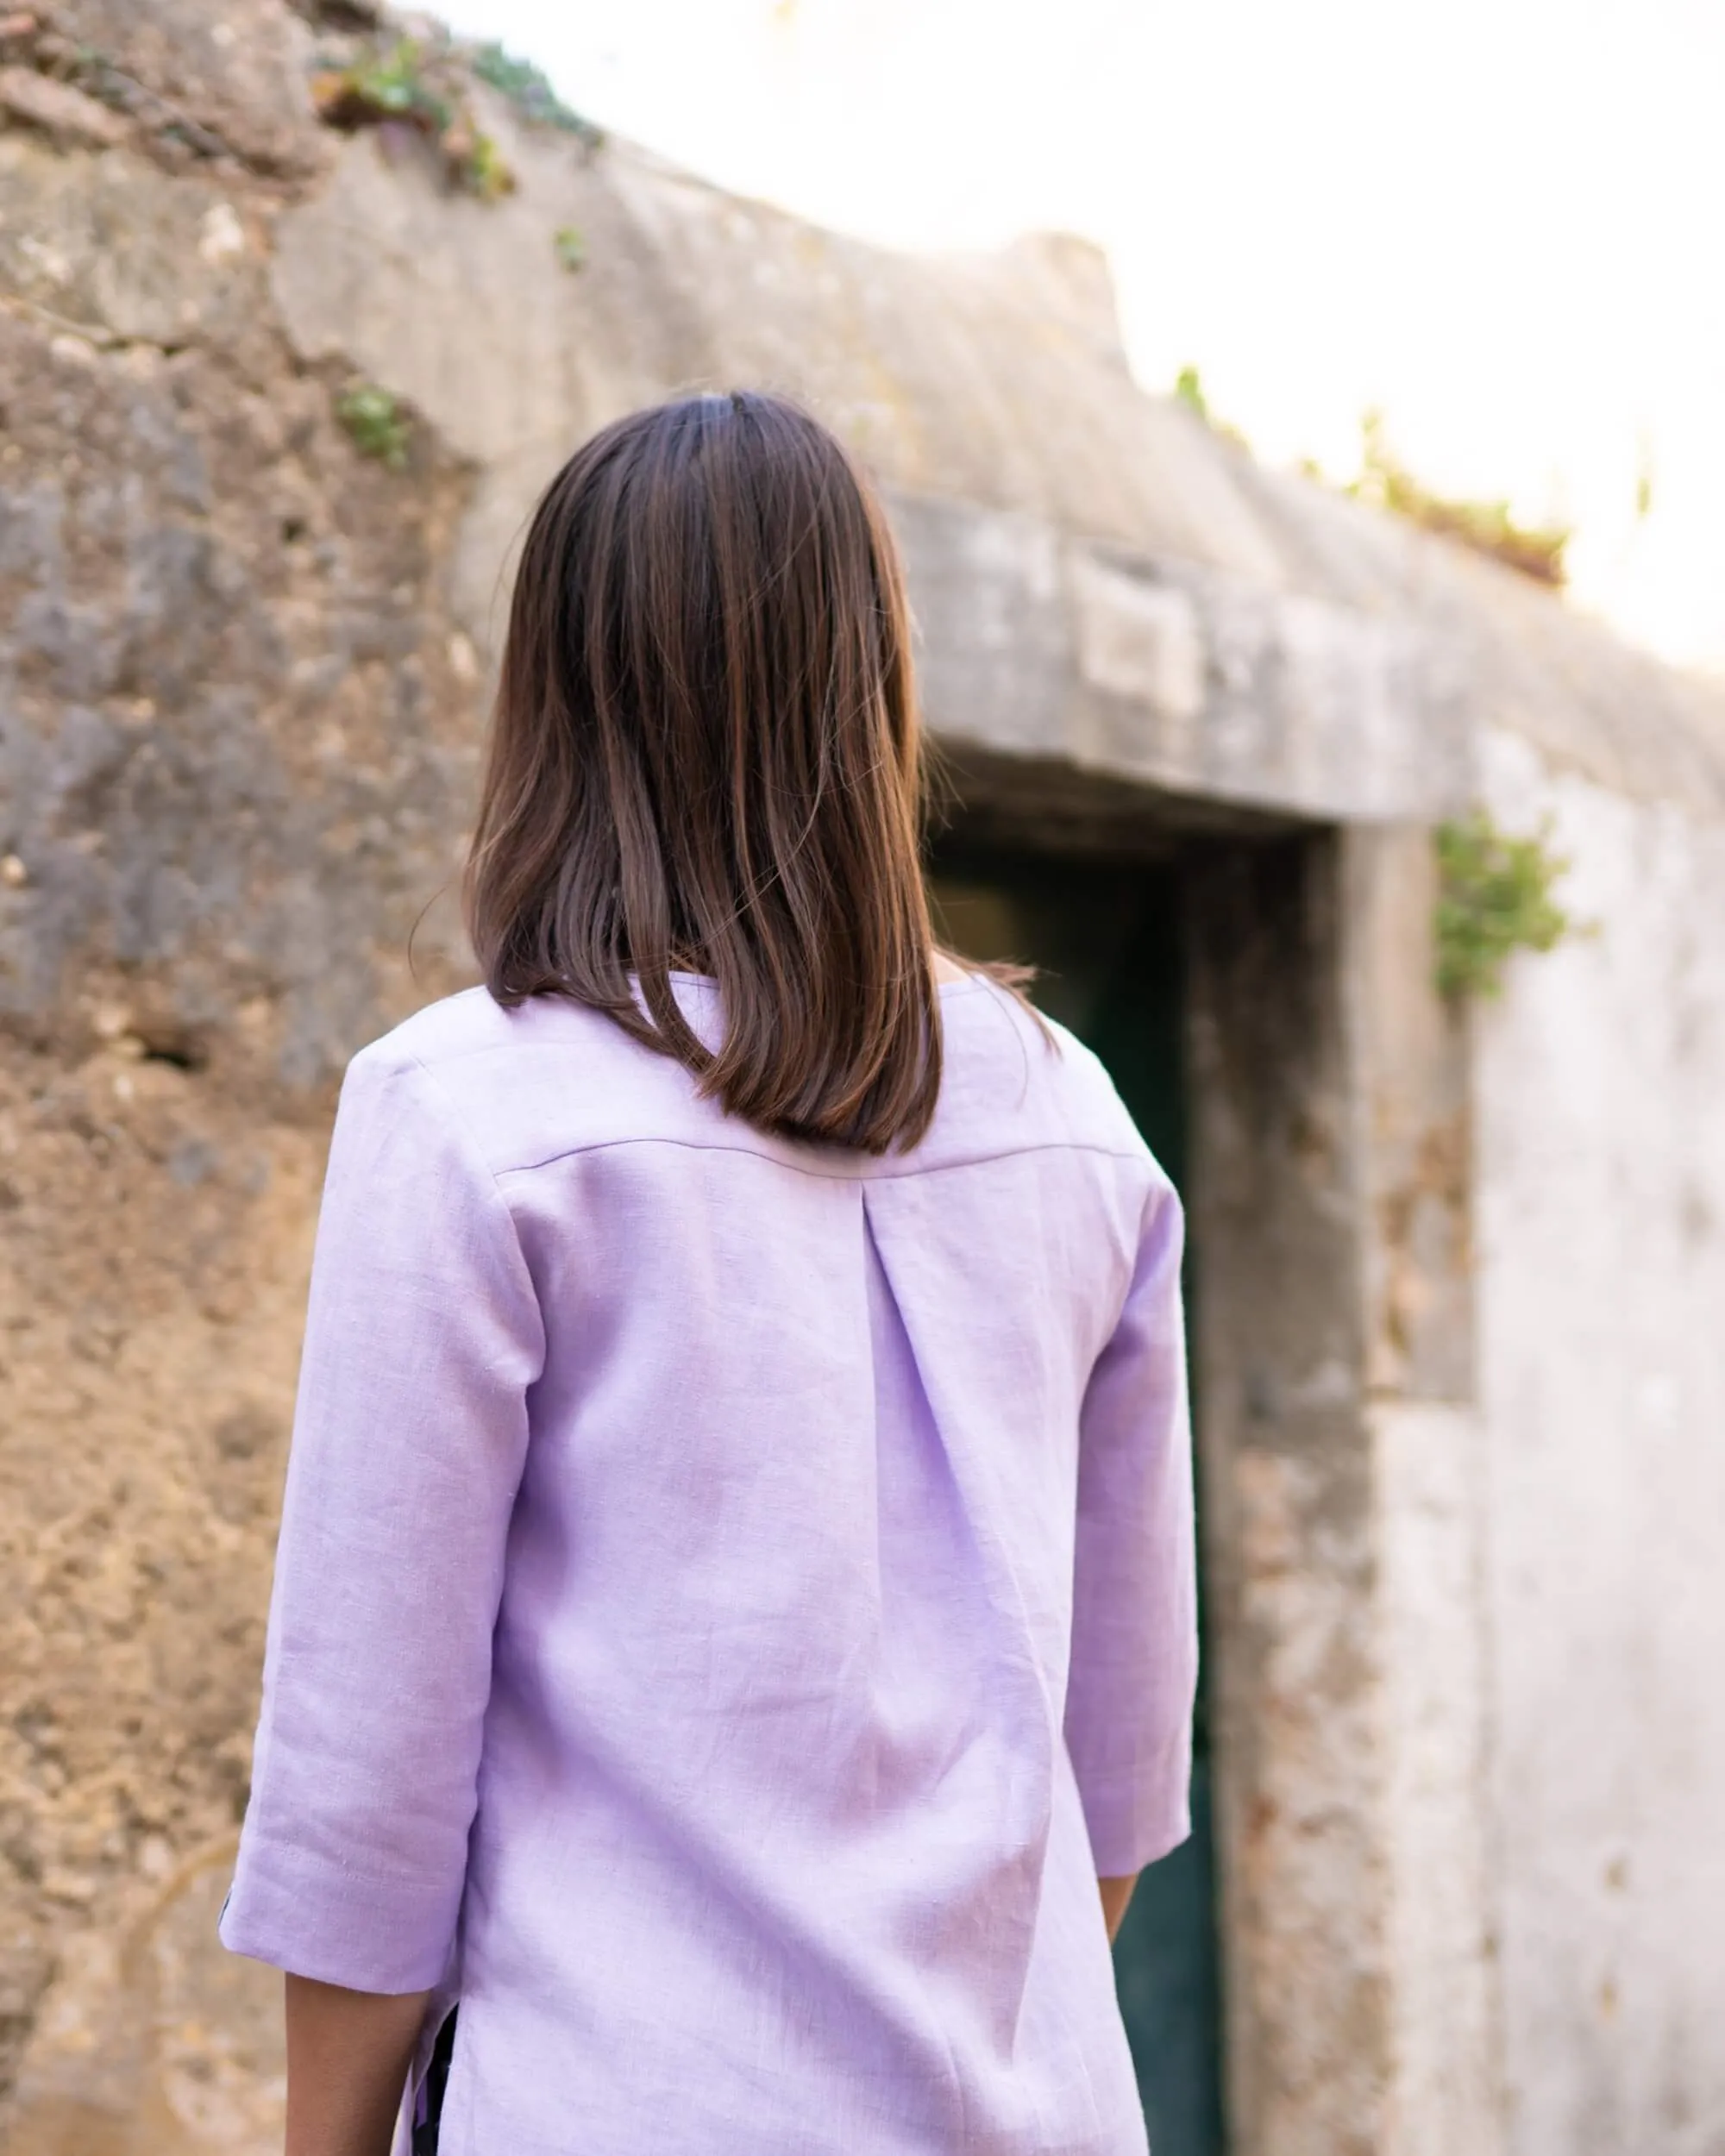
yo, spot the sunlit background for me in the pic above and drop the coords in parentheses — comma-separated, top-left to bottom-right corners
(430, 0, 1725, 676)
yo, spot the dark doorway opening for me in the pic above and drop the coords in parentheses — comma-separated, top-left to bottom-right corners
(928, 833, 1226, 2156)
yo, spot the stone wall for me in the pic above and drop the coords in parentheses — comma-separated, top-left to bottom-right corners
(1, 11, 481, 2134)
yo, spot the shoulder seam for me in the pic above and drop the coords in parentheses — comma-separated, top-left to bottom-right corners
(402, 1052, 547, 1344)
(493, 1133, 1150, 1183)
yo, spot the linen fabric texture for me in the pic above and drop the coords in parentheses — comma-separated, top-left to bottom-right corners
(221, 974, 1198, 2155)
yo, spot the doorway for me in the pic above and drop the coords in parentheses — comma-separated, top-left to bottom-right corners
(928, 836, 1226, 2156)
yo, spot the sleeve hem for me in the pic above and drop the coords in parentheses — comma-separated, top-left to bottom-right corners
(1089, 1803, 1192, 1878)
(218, 1851, 455, 1996)
(1078, 1767, 1194, 1877)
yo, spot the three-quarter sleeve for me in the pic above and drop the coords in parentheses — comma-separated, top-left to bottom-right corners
(220, 1044, 544, 1993)
(1063, 1175, 1198, 1877)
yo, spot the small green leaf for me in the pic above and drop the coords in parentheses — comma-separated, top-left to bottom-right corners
(336, 383, 412, 471)
(456, 128, 515, 201)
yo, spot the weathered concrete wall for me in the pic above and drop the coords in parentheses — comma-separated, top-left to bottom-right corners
(1185, 824, 1499, 2156)
(1186, 833, 1390, 2156)
(1195, 786, 1725, 2156)
(263, 72, 1725, 832)
(1472, 728, 1725, 2155)
(1343, 828, 1501, 2156)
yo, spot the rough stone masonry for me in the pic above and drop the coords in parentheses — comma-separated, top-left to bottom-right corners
(0, 6, 487, 2141)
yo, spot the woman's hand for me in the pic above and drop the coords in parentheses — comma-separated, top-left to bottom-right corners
(285, 1973, 432, 2156)
(1098, 1874, 1138, 1944)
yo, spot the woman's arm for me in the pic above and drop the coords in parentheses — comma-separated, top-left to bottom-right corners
(221, 1048, 543, 1996)
(1098, 1873, 1138, 1945)
(285, 1975, 431, 2156)
(1063, 1178, 1198, 1888)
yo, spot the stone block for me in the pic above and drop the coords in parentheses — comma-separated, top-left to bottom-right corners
(0, 137, 265, 349)
(0, 66, 130, 149)
(39, 0, 323, 174)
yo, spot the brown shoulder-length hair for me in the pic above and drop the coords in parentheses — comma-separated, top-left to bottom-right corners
(463, 390, 944, 1155)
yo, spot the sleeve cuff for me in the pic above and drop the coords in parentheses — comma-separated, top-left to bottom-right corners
(218, 1838, 457, 1995)
(1076, 1753, 1195, 1877)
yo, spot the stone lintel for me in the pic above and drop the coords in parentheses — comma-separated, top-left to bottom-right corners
(892, 491, 1473, 831)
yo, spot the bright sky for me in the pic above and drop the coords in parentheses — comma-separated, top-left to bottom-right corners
(434, 0, 1725, 675)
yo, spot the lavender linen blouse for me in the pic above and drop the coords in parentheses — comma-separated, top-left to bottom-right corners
(222, 973, 1197, 2155)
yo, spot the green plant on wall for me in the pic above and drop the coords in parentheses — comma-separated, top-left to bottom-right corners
(308, 32, 603, 224)
(1173, 366, 1211, 423)
(336, 383, 412, 470)
(1172, 365, 1249, 451)
(1347, 411, 1571, 588)
(312, 37, 451, 135)
(471, 41, 604, 144)
(310, 36, 516, 200)
(1434, 809, 1579, 998)
(442, 110, 516, 201)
